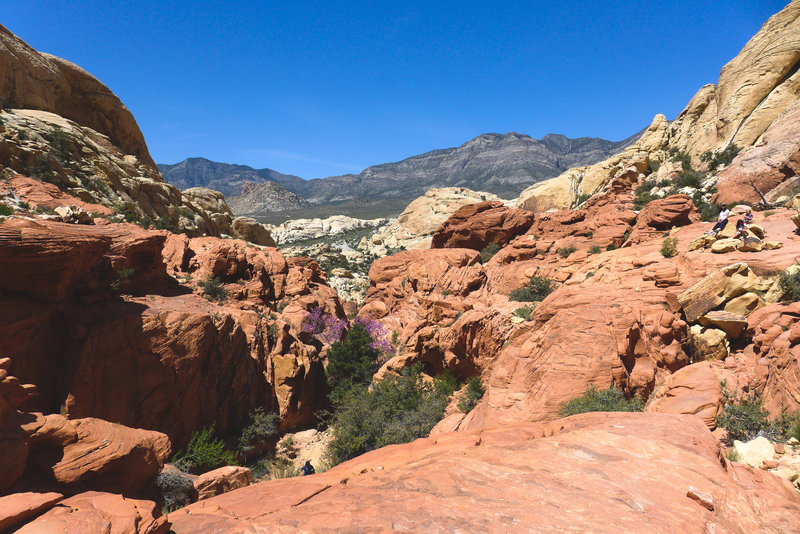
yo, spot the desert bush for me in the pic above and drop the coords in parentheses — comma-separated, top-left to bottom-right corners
(198, 277, 227, 302)
(154, 216, 178, 233)
(172, 425, 237, 474)
(559, 385, 644, 417)
(588, 244, 602, 255)
(558, 245, 577, 258)
(457, 376, 485, 413)
(155, 469, 196, 512)
(660, 237, 678, 258)
(480, 243, 501, 263)
(512, 306, 534, 321)
(48, 126, 72, 161)
(237, 407, 280, 460)
(701, 144, 741, 172)
(574, 193, 591, 206)
(325, 322, 384, 405)
(715, 383, 775, 444)
(326, 365, 456, 465)
(646, 158, 661, 175)
(111, 267, 135, 293)
(778, 269, 800, 302)
(0, 204, 13, 216)
(29, 155, 56, 182)
(674, 169, 703, 189)
(509, 276, 554, 303)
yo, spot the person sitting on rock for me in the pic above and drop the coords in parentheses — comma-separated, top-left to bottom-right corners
(707, 204, 730, 236)
(300, 460, 315, 476)
(743, 207, 754, 226)
(733, 219, 747, 240)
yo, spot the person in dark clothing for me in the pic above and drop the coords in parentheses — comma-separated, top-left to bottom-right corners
(300, 460, 315, 476)
(707, 204, 730, 235)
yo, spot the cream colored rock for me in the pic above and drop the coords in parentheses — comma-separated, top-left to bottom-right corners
(724, 293, 765, 317)
(711, 238, 740, 253)
(688, 234, 716, 251)
(748, 224, 766, 239)
(765, 265, 800, 303)
(231, 217, 275, 247)
(698, 310, 747, 339)
(267, 215, 388, 245)
(689, 325, 729, 361)
(366, 188, 507, 252)
(737, 237, 763, 252)
(733, 437, 776, 468)
(763, 241, 784, 250)
(677, 263, 757, 322)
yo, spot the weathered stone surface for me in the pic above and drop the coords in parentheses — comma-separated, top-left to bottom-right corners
(698, 310, 748, 339)
(430, 201, 535, 250)
(689, 325, 729, 361)
(738, 236, 764, 252)
(711, 238, 740, 253)
(677, 263, 756, 322)
(168, 413, 800, 533)
(734, 437, 777, 468)
(0, 492, 64, 532)
(646, 361, 728, 428)
(724, 292, 766, 316)
(230, 216, 276, 246)
(193, 466, 253, 501)
(15, 491, 168, 534)
(628, 194, 698, 243)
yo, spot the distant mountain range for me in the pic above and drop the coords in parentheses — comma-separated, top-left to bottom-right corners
(159, 130, 642, 220)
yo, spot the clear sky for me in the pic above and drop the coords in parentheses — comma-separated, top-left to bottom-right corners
(5, 1, 789, 178)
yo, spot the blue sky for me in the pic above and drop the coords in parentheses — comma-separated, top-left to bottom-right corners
(6, 1, 788, 178)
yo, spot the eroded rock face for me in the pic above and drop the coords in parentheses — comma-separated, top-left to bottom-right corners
(430, 201, 535, 250)
(167, 413, 800, 533)
(517, 2, 800, 211)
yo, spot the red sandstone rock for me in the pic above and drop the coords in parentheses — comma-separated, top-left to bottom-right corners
(1, 175, 114, 215)
(15, 491, 168, 534)
(430, 201, 535, 250)
(646, 361, 731, 428)
(168, 413, 800, 532)
(192, 466, 253, 501)
(627, 194, 698, 244)
(0, 492, 63, 532)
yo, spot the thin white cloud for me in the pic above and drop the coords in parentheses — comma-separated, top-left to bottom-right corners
(241, 149, 363, 173)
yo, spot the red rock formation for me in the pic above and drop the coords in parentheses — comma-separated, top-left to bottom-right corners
(430, 201, 535, 250)
(626, 194, 699, 244)
(0, 492, 64, 532)
(168, 413, 800, 532)
(16, 491, 168, 534)
(192, 466, 253, 501)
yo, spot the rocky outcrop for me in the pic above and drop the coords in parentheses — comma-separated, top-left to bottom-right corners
(518, 2, 800, 211)
(268, 214, 388, 245)
(430, 201, 536, 250)
(192, 466, 253, 501)
(0, 24, 154, 168)
(180, 187, 276, 244)
(228, 180, 312, 214)
(364, 187, 508, 254)
(626, 194, 698, 244)
(168, 413, 800, 532)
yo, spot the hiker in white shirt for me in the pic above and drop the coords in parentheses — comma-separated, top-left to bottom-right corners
(708, 204, 730, 235)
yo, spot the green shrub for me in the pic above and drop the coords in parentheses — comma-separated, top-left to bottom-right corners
(326, 323, 383, 406)
(111, 267, 135, 292)
(702, 144, 741, 172)
(698, 203, 722, 222)
(0, 204, 13, 216)
(154, 216, 178, 233)
(558, 245, 577, 258)
(764, 210, 775, 218)
(326, 365, 456, 465)
(512, 306, 534, 321)
(29, 155, 56, 182)
(778, 270, 800, 302)
(480, 243, 501, 263)
(237, 408, 280, 460)
(177, 207, 195, 219)
(198, 278, 227, 302)
(660, 237, 678, 258)
(574, 193, 591, 206)
(715, 383, 774, 444)
(646, 158, 661, 175)
(606, 243, 618, 251)
(48, 126, 72, 161)
(441, 289, 450, 297)
(172, 425, 237, 474)
(674, 169, 703, 189)
(559, 385, 644, 417)
(509, 276, 554, 303)
(457, 376, 485, 413)
(726, 448, 742, 463)
(588, 244, 602, 255)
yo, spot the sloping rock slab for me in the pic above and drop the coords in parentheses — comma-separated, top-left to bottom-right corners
(168, 413, 800, 533)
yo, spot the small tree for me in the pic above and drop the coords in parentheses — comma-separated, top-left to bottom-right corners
(457, 376, 485, 412)
(172, 425, 237, 474)
(198, 278, 227, 302)
(480, 243, 501, 263)
(326, 323, 383, 405)
(509, 276, 554, 302)
(660, 237, 678, 258)
(559, 385, 644, 417)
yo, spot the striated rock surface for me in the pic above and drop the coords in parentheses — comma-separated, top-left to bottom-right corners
(227, 180, 312, 214)
(430, 201, 536, 250)
(0, 492, 64, 532)
(192, 466, 253, 501)
(168, 413, 800, 533)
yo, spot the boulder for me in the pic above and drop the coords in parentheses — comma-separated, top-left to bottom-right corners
(737, 236, 763, 252)
(724, 293, 766, 317)
(46, 418, 171, 494)
(689, 325, 729, 361)
(688, 234, 716, 251)
(748, 224, 766, 239)
(53, 205, 94, 225)
(677, 263, 756, 322)
(231, 216, 276, 247)
(0, 492, 64, 532)
(15, 491, 168, 534)
(430, 201, 535, 250)
(192, 466, 253, 501)
(629, 194, 698, 244)
(734, 437, 776, 468)
(764, 241, 784, 250)
(646, 361, 727, 428)
(698, 310, 748, 339)
(168, 413, 800, 533)
(711, 238, 740, 253)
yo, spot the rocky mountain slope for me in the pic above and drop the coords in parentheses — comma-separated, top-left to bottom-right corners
(157, 157, 305, 197)
(227, 180, 311, 214)
(518, 1, 800, 212)
(162, 131, 640, 219)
